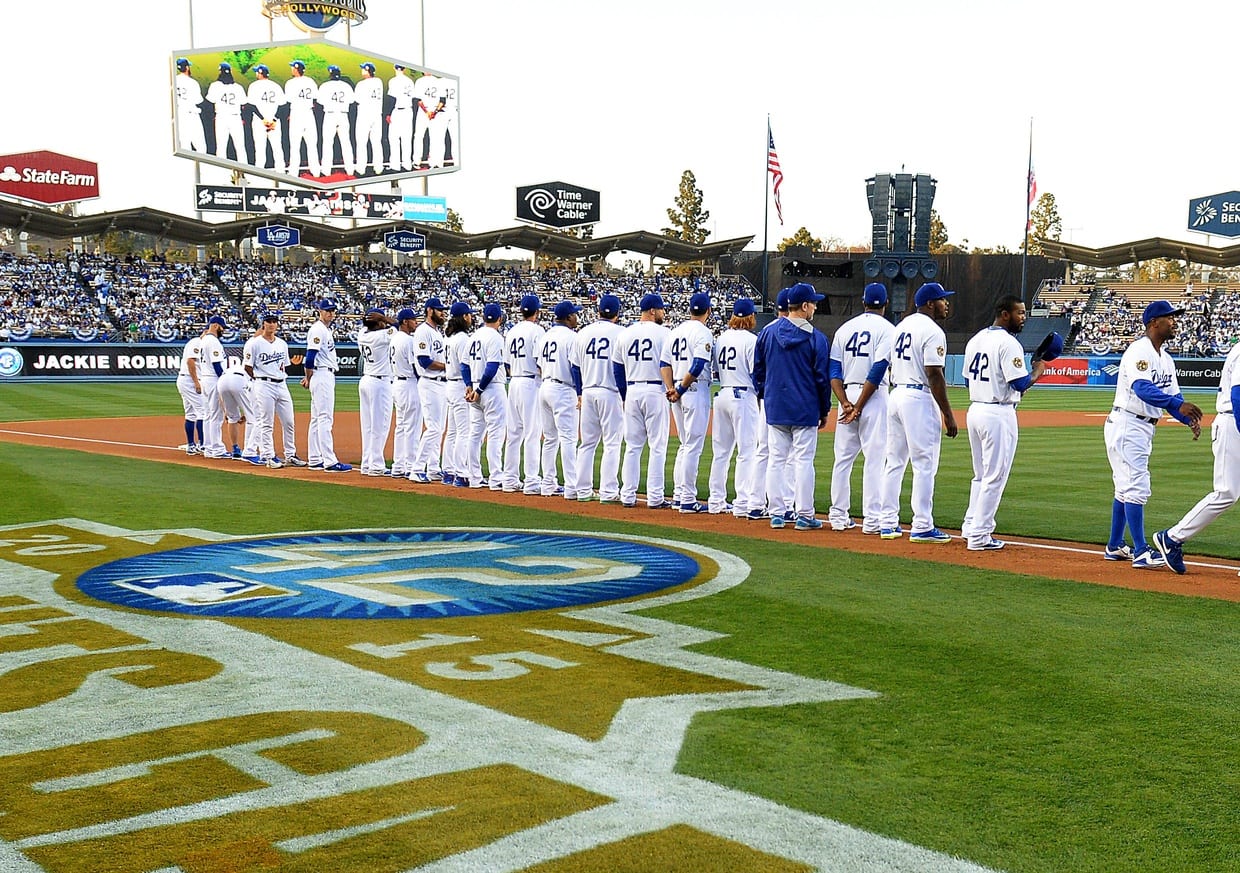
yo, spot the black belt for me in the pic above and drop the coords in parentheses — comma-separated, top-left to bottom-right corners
(844, 382, 864, 387)
(446, 377, 463, 382)
(723, 386, 750, 392)
(977, 400, 1016, 406)
(511, 374, 535, 379)
(424, 375, 447, 382)
(548, 377, 570, 385)
(1114, 406, 1158, 424)
(396, 376, 411, 381)
(628, 380, 663, 385)
(256, 376, 284, 383)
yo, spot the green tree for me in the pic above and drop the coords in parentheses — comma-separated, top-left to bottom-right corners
(928, 209, 967, 253)
(778, 227, 823, 252)
(444, 208, 463, 233)
(662, 170, 710, 245)
(1136, 258, 1185, 283)
(1027, 192, 1062, 255)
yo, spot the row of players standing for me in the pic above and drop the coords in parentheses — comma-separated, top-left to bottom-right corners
(174, 57, 457, 176)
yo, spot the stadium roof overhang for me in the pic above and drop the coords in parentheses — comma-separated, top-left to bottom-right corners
(1036, 236, 1240, 268)
(0, 201, 753, 263)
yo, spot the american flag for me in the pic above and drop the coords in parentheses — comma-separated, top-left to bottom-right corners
(768, 123, 784, 225)
(1026, 166, 1037, 233)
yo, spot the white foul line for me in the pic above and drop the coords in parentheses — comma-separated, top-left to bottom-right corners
(0, 428, 179, 453)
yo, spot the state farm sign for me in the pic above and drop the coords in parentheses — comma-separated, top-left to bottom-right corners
(0, 150, 100, 205)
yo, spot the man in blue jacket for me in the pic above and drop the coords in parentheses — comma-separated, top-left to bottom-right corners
(753, 282, 833, 530)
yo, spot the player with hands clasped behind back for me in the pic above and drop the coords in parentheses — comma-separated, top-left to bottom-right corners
(302, 300, 350, 473)
(206, 63, 247, 162)
(173, 58, 206, 153)
(753, 283, 833, 531)
(534, 301, 585, 498)
(613, 293, 674, 509)
(707, 298, 760, 517)
(1153, 337, 1240, 575)
(959, 296, 1052, 551)
(1104, 300, 1203, 569)
(665, 292, 716, 514)
(357, 308, 397, 476)
(878, 282, 958, 543)
(462, 303, 509, 489)
(247, 64, 286, 173)
(829, 282, 895, 533)
(575, 294, 625, 503)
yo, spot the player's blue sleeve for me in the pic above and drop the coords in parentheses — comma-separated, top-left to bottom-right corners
(689, 356, 708, 378)
(212, 361, 224, 377)
(865, 359, 889, 386)
(1133, 379, 1191, 424)
(1009, 374, 1033, 393)
(829, 360, 844, 382)
(570, 364, 582, 395)
(753, 338, 766, 398)
(460, 363, 473, 388)
(478, 361, 500, 390)
(417, 355, 433, 369)
(613, 362, 627, 401)
(1232, 385, 1240, 430)
(305, 349, 318, 369)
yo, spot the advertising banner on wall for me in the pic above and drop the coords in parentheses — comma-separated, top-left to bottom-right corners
(1034, 356, 1225, 390)
(515, 181, 600, 229)
(196, 184, 405, 219)
(0, 150, 100, 205)
(0, 345, 362, 380)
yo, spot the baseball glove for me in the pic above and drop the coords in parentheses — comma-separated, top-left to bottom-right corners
(1035, 331, 1064, 362)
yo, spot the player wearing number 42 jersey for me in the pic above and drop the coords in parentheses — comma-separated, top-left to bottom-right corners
(613, 293, 673, 509)
(665, 292, 715, 513)
(959, 295, 1046, 551)
(503, 295, 545, 494)
(707, 298, 759, 517)
(575, 294, 624, 502)
(535, 301, 584, 499)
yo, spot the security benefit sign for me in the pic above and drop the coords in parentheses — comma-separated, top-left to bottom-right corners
(1187, 190, 1240, 237)
(516, 180, 601, 229)
(0, 520, 989, 872)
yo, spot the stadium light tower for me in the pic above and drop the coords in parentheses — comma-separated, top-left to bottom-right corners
(863, 172, 939, 311)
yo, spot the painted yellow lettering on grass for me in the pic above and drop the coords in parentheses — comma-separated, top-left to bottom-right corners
(524, 823, 814, 872)
(0, 648, 222, 712)
(0, 611, 147, 652)
(0, 712, 426, 842)
(24, 765, 606, 873)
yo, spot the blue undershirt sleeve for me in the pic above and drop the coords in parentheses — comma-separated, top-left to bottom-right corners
(613, 363, 627, 401)
(304, 349, 318, 370)
(460, 363, 473, 388)
(212, 361, 224, 378)
(829, 360, 844, 382)
(570, 364, 582, 395)
(478, 361, 500, 390)
(1133, 379, 1183, 413)
(689, 356, 708, 378)
(1009, 373, 1033, 393)
(417, 355, 433, 369)
(865, 359, 888, 386)
(1232, 385, 1240, 430)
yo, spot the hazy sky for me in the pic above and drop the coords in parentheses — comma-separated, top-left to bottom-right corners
(5, 0, 1237, 255)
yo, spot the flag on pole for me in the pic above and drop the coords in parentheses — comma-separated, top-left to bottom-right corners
(1026, 165, 1037, 233)
(767, 123, 784, 225)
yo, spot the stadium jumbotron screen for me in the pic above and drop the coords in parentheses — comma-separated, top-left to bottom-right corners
(171, 39, 459, 191)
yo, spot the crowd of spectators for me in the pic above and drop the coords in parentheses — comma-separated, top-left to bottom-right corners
(1063, 285, 1240, 356)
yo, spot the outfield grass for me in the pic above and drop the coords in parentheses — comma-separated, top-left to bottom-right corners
(0, 440, 1235, 873)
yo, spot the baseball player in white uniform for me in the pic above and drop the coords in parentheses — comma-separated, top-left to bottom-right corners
(575, 294, 624, 502)
(613, 293, 674, 509)
(354, 63, 385, 175)
(880, 283, 958, 542)
(206, 63, 247, 162)
(503, 294, 546, 494)
(244, 314, 305, 469)
(389, 308, 424, 478)
(959, 295, 1047, 551)
(176, 332, 206, 454)
(413, 72, 446, 168)
(174, 59, 206, 153)
(197, 316, 228, 459)
(1154, 337, 1240, 575)
(438, 76, 459, 166)
(216, 357, 251, 459)
(247, 64, 286, 173)
(441, 302, 476, 487)
(387, 64, 416, 171)
(357, 309, 396, 476)
(1104, 300, 1203, 568)
(535, 301, 584, 499)
(748, 288, 794, 520)
(830, 283, 895, 533)
(463, 303, 508, 488)
(665, 292, 715, 513)
(301, 300, 350, 472)
(409, 297, 449, 483)
(707, 298, 759, 516)
(285, 60, 320, 177)
(318, 65, 355, 176)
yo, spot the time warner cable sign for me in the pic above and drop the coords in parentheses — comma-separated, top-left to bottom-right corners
(516, 181, 600, 229)
(1187, 190, 1240, 237)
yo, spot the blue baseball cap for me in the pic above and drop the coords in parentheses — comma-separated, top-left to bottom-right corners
(640, 293, 666, 311)
(360, 62, 376, 73)
(913, 282, 955, 308)
(788, 283, 825, 306)
(317, 299, 337, 311)
(1142, 299, 1185, 325)
(449, 301, 474, 317)
(775, 288, 790, 311)
(289, 60, 306, 71)
(176, 58, 191, 71)
(483, 302, 504, 322)
(365, 307, 385, 318)
(253, 64, 270, 76)
(261, 313, 280, 323)
(218, 62, 231, 71)
(519, 294, 542, 314)
(207, 315, 227, 327)
(396, 307, 418, 322)
(425, 297, 446, 311)
(732, 298, 755, 318)
(597, 294, 621, 317)
(327, 64, 341, 74)
(554, 300, 582, 320)
(689, 292, 713, 313)
(863, 282, 888, 307)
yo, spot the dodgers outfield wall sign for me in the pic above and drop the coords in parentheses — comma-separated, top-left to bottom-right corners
(516, 181, 601, 229)
(172, 40, 458, 191)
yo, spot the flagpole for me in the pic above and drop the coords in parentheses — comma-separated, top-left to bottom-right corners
(1021, 118, 1033, 303)
(762, 116, 771, 308)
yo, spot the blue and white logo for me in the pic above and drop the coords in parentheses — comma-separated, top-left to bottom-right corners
(1188, 191, 1240, 237)
(257, 224, 301, 248)
(76, 530, 701, 619)
(384, 230, 427, 252)
(0, 347, 23, 377)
